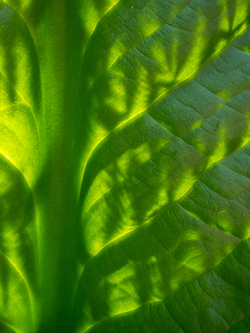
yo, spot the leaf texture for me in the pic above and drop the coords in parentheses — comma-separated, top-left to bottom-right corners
(0, 0, 249, 332)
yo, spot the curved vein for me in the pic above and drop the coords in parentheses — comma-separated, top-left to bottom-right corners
(179, 203, 241, 241)
(80, 79, 250, 218)
(2, 0, 40, 49)
(78, 139, 250, 286)
(81, 22, 250, 187)
(0, 122, 37, 170)
(0, 319, 21, 333)
(0, 150, 39, 259)
(0, 70, 40, 150)
(0, 251, 34, 320)
(81, 0, 195, 96)
(80, 0, 124, 60)
(82, 0, 242, 100)
(84, 239, 244, 333)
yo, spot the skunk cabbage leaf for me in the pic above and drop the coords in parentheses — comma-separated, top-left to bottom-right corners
(0, 0, 250, 332)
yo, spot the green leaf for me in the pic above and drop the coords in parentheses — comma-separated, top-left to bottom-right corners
(0, 0, 250, 332)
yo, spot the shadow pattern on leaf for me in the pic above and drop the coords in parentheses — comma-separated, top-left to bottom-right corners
(74, 0, 250, 332)
(0, 0, 250, 332)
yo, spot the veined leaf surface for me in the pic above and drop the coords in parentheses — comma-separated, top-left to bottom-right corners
(0, 0, 250, 332)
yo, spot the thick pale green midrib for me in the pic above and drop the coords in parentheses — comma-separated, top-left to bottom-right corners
(34, 2, 83, 331)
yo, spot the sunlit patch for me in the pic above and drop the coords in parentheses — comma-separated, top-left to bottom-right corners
(180, 31, 207, 76)
(242, 224, 250, 239)
(173, 241, 208, 274)
(84, 209, 136, 257)
(81, 4, 99, 38)
(0, 107, 40, 185)
(107, 75, 127, 115)
(0, 20, 39, 110)
(138, 10, 161, 38)
(106, 35, 127, 71)
(241, 45, 250, 54)
(209, 137, 227, 164)
(82, 169, 115, 213)
(210, 125, 250, 165)
(0, 150, 9, 161)
(189, 118, 204, 132)
(231, 2, 250, 32)
(216, 218, 238, 236)
(218, 90, 230, 101)
(144, 187, 169, 219)
(241, 135, 250, 147)
(100, 65, 151, 124)
(98, 255, 166, 319)
(172, 169, 204, 202)
(150, 42, 169, 77)
(81, 0, 120, 41)
(105, 264, 140, 315)
(89, 116, 108, 148)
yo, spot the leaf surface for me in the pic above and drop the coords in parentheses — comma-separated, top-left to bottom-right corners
(0, 0, 250, 332)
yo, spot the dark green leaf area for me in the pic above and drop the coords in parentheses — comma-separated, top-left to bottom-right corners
(75, 202, 239, 332)
(86, 240, 250, 333)
(181, 144, 250, 240)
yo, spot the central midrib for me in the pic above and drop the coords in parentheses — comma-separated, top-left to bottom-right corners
(33, 1, 84, 331)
